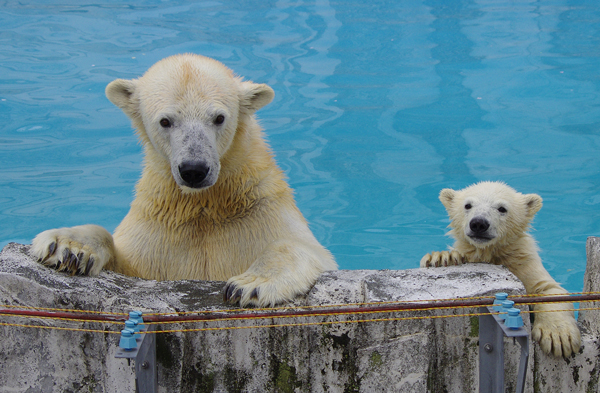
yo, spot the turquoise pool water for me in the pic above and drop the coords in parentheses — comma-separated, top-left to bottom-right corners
(1, 1, 600, 293)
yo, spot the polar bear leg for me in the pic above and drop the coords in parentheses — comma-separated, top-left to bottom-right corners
(30, 224, 114, 276)
(528, 284, 581, 358)
(505, 258, 581, 357)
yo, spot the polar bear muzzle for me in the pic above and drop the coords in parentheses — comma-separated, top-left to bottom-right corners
(467, 216, 495, 243)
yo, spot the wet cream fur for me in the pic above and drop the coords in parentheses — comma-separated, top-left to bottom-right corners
(421, 181, 580, 358)
(31, 54, 337, 307)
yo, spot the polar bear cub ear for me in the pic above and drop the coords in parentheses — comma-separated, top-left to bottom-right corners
(439, 188, 456, 210)
(523, 193, 543, 219)
(239, 81, 275, 113)
(105, 79, 140, 119)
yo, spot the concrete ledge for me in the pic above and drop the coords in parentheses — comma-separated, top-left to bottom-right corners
(0, 241, 596, 392)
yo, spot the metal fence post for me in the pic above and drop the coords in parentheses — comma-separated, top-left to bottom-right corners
(478, 305, 529, 393)
(116, 320, 157, 393)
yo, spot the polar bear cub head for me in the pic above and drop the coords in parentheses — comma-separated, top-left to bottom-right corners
(439, 181, 543, 248)
(105, 54, 274, 191)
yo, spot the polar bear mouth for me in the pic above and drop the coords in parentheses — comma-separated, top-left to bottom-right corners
(467, 234, 495, 243)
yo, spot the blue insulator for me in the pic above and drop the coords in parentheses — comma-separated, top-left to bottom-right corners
(493, 293, 509, 312)
(125, 319, 141, 340)
(500, 300, 515, 320)
(129, 311, 145, 329)
(505, 308, 524, 329)
(119, 328, 137, 350)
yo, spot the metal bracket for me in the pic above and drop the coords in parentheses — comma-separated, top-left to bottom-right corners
(478, 306, 529, 393)
(115, 324, 157, 393)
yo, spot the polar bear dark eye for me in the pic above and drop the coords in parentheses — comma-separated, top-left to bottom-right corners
(498, 207, 507, 213)
(159, 118, 172, 128)
(465, 204, 472, 210)
(214, 114, 225, 125)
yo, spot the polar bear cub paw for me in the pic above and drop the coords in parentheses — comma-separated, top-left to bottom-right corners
(531, 310, 581, 358)
(420, 250, 464, 268)
(30, 224, 113, 276)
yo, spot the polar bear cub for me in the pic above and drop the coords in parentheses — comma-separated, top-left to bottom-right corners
(30, 54, 337, 307)
(421, 181, 580, 358)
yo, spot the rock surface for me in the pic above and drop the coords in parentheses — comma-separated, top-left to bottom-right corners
(1, 240, 595, 392)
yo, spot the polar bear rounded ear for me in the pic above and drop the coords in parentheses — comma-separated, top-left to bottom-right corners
(105, 79, 140, 118)
(239, 81, 275, 112)
(439, 188, 456, 210)
(524, 193, 543, 219)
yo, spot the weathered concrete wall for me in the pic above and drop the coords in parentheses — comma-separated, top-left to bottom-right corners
(0, 240, 596, 392)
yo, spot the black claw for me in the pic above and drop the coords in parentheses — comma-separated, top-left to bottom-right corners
(76, 253, 84, 275)
(48, 242, 57, 257)
(58, 250, 70, 271)
(227, 284, 237, 301)
(62, 256, 70, 271)
(70, 254, 79, 275)
(62, 252, 76, 273)
(222, 284, 229, 301)
(227, 284, 235, 300)
(233, 288, 243, 301)
(67, 253, 76, 271)
(223, 283, 231, 301)
(84, 259, 94, 276)
(223, 283, 239, 302)
(250, 288, 259, 299)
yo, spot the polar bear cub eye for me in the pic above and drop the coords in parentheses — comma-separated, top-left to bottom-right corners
(497, 206, 507, 213)
(159, 118, 172, 128)
(464, 203, 472, 210)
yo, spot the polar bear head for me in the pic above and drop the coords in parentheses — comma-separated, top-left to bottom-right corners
(439, 181, 543, 248)
(105, 54, 274, 192)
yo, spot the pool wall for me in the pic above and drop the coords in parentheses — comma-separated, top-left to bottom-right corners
(0, 241, 599, 392)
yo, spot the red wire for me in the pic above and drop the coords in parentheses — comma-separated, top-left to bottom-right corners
(1, 293, 594, 324)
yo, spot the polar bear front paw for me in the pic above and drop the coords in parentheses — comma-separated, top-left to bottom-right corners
(531, 310, 581, 358)
(223, 240, 330, 307)
(420, 250, 464, 268)
(223, 270, 311, 308)
(223, 273, 291, 307)
(30, 225, 114, 276)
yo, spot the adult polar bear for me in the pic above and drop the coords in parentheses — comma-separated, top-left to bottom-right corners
(421, 181, 580, 358)
(30, 54, 337, 307)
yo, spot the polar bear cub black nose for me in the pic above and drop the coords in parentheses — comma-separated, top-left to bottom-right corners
(179, 162, 210, 188)
(469, 217, 490, 234)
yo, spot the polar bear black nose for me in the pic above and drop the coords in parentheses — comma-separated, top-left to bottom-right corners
(179, 162, 210, 188)
(469, 217, 490, 234)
